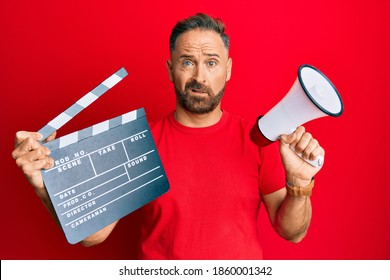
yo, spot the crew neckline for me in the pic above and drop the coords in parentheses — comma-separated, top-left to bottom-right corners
(168, 110, 230, 134)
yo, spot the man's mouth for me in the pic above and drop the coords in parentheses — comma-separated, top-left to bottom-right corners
(185, 80, 212, 96)
(189, 85, 211, 95)
(190, 88, 208, 94)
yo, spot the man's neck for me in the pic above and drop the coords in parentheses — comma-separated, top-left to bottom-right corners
(174, 105, 223, 128)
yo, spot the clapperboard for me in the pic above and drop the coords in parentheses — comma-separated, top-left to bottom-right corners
(39, 68, 169, 244)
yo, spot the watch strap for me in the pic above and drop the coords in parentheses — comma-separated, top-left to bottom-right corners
(286, 179, 315, 197)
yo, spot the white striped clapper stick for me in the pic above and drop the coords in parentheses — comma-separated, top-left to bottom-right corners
(43, 108, 145, 151)
(38, 67, 128, 142)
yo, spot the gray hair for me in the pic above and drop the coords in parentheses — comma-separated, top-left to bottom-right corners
(169, 13, 230, 52)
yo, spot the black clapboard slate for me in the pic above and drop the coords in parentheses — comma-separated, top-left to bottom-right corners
(41, 108, 169, 244)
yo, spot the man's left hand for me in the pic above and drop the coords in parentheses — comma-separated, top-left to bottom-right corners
(279, 126, 325, 187)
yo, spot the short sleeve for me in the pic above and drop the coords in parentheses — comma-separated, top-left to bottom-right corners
(258, 141, 286, 195)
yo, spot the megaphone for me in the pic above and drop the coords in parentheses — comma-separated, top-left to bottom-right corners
(250, 64, 344, 167)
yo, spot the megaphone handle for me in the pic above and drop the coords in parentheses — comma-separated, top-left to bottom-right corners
(289, 146, 324, 168)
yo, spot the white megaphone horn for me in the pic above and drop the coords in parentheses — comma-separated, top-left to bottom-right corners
(250, 64, 344, 167)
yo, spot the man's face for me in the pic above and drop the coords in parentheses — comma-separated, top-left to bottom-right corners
(167, 29, 232, 114)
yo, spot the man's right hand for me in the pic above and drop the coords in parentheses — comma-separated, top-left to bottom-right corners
(12, 131, 56, 197)
(11, 130, 117, 245)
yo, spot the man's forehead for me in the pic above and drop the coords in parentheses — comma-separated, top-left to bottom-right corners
(173, 29, 228, 56)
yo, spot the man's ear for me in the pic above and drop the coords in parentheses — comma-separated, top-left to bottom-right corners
(166, 59, 173, 82)
(226, 58, 232, 82)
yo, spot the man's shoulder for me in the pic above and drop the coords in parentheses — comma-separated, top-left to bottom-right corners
(224, 111, 255, 130)
(149, 112, 174, 141)
(149, 112, 173, 129)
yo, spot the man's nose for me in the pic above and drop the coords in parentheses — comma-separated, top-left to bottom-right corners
(193, 65, 207, 84)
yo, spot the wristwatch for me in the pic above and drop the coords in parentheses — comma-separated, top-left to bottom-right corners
(286, 179, 315, 197)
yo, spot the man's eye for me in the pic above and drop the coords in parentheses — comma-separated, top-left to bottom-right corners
(183, 61, 193, 66)
(208, 61, 217, 67)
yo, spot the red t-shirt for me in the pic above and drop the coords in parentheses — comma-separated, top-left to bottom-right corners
(135, 111, 285, 259)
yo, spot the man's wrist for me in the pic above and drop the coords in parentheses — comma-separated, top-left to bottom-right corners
(286, 178, 315, 197)
(286, 176, 312, 187)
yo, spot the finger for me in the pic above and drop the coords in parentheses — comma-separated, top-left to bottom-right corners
(292, 130, 311, 153)
(44, 131, 57, 143)
(285, 126, 305, 149)
(301, 138, 319, 160)
(279, 133, 296, 146)
(22, 148, 51, 163)
(20, 158, 52, 175)
(14, 136, 43, 157)
(308, 145, 325, 161)
(15, 131, 43, 148)
(279, 127, 305, 145)
(12, 137, 49, 160)
(42, 157, 55, 169)
(15, 151, 44, 168)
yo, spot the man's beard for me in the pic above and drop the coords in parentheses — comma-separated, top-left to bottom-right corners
(174, 79, 225, 114)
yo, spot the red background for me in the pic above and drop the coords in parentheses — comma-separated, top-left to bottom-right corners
(1, 0, 389, 260)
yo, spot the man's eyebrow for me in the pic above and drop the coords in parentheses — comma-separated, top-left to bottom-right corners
(178, 53, 221, 59)
(179, 54, 195, 59)
(205, 53, 220, 58)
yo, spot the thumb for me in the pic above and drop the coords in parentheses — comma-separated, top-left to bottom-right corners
(44, 131, 57, 143)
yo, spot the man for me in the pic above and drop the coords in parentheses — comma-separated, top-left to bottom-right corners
(12, 13, 324, 259)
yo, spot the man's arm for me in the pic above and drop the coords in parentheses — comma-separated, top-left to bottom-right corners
(262, 187, 312, 242)
(262, 126, 323, 243)
(12, 131, 117, 246)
